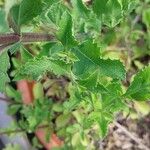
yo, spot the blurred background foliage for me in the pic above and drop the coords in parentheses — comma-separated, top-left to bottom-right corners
(0, 0, 150, 149)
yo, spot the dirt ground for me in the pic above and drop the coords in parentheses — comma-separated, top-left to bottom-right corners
(100, 114, 150, 150)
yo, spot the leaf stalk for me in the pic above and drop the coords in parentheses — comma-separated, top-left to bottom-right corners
(0, 33, 54, 45)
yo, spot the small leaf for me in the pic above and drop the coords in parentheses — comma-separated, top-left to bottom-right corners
(125, 66, 150, 101)
(6, 85, 22, 102)
(0, 51, 10, 93)
(20, 47, 33, 62)
(103, 0, 122, 27)
(16, 56, 71, 80)
(78, 70, 98, 90)
(143, 8, 150, 29)
(7, 104, 21, 115)
(56, 11, 77, 49)
(92, 0, 123, 27)
(101, 82, 125, 113)
(98, 58, 126, 80)
(98, 113, 109, 138)
(9, 42, 21, 54)
(33, 82, 44, 99)
(56, 114, 71, 129)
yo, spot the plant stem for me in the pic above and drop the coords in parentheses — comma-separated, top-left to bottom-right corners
(22, 33, 55, 43)
(0, 33, 20, 45)
(0, 33, 55, 45)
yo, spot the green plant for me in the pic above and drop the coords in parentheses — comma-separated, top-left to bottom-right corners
(0, 0, 150, 149)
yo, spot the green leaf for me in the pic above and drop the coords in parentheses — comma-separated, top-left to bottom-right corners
(16, 56, 71, 80)
(20, 47, 33, 62)
(72, 40, 101, 76)
(143, 8, 150, 29)
(63, 85, 82, 112)
(0, 8, 9, 32)
(9, 4, 20, 31)
(92, 0, 109, 17)
(101, 82, 125, 112)
(47, 2, 66, 26)
(7, 104, 22, 115)
(20, 99, 51, 130)
(103, 0, 122, 27)
(0, 51, 10, 93)
(56, 114, 71, 129)
(71, 0, 90, 17)
(43, 0, 61, 5)
(19, 0, 43, 25)
(56, 11, 77, 49)
(0, 72, 10, 93)
(98, 113, 109, 138)
(72, 40, 126, 80)
(10, 0, 43, 27)
(6, 85, 22, 102)
(125, 66, 150, 101)
(33, 82, 44, 99)
(8, 42, 21, 54)
(92, 0, 123, 27)
(78, 70, 98, 90)
(98, 59, 126, 80)
(121, 0, 137, 14)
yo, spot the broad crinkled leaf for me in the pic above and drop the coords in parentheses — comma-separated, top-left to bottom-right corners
(17, 56, 71, 80)
(19, 0, 43, 25)
(98, 59, 126, 80)
(10, 0, 43, 27)
(92, 0, 109, 17)
(0, 51, 10, 92)
(125, 66, 150, 101)
(56, 11, 77, 49)
(72, 40, 126, 80)
(72, 40, 101, 76)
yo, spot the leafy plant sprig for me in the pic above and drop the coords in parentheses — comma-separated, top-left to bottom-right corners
(0, 0, 150, 149)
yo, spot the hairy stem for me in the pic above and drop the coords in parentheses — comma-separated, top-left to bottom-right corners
(0, 33, 55, 45)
